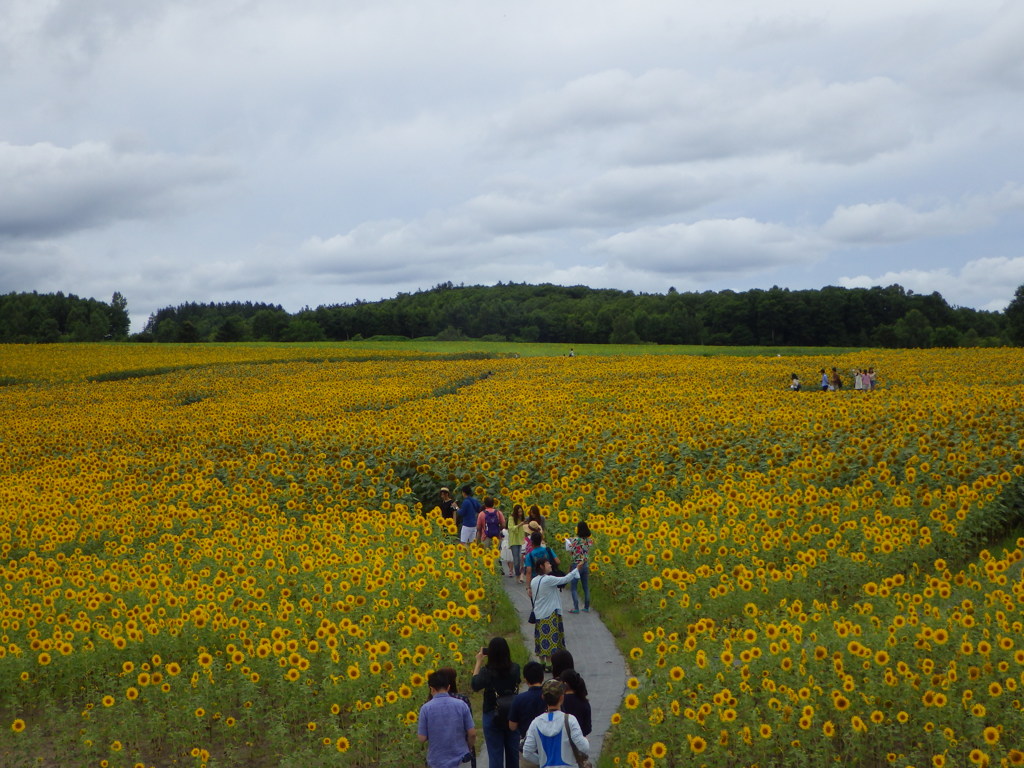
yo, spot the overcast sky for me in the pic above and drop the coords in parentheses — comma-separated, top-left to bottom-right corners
(2, 0, 1023, 331)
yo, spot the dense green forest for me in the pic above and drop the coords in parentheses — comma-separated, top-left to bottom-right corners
(0, 291, 130, 343)
(4, 283, 1024, 347)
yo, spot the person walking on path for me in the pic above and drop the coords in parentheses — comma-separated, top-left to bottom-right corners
(558, 669, 592, 737)
(508, 661, 547, 753)
(550, 650, 575, 680)
(565, 521, 593, 614)
(495, 560, 625, 766)
(529, 558, 580, 671)
(521, 680, 590, 768)
(457, 486, 482, 548)
(523, 531, 561, 584)
(435, 667, 472, 713)
(476, 496, 505, 547)
(507, 505, 527, 582)
(418, 670, 476, 768)
(471, 637, 521, 768)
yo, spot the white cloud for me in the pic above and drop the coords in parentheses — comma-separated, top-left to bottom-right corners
(0, 0, 1022, 321)
(0, 141, 233, 239)
(591, 218, 825, 277)
(823, 184, 1024, 244)
(840, 256, 1024, 311)
(301, 216, 547, 283)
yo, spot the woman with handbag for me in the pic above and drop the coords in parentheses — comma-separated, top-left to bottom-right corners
(471, 637, 521, 768)
(528, 558, 580, 672)
(521, 679, 591, 768)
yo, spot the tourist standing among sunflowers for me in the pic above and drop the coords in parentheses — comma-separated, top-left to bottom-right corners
(506, 504, 528, 582)
(565, 520, 593, 614)
(456, 486, 482, 548)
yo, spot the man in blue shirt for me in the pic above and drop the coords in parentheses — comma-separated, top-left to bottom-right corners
(418, 670, 476, 768)
(508, 661, 547, 750)
(456, 485, 482, 548)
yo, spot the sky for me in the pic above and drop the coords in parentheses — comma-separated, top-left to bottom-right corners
(2, 0, 1023, 332)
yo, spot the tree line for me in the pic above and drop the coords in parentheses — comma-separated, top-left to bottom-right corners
(139, 282, 1024, 348)
(4, 283, 1024, 347)
(0, 291, 130, 343)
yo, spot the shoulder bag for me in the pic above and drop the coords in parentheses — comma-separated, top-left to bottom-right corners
(564, 713, 593, 768)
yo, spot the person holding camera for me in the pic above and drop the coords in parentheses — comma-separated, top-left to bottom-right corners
(418, 669, 476, 768)
(471, 637, 522, 768)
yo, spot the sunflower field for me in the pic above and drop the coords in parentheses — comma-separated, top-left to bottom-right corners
(1, 344, 1023, 768)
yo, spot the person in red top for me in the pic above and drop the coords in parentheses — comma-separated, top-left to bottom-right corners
(476, 496, 505, 547)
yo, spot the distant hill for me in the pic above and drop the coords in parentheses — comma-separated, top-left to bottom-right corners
(135, 282, 1009, 348)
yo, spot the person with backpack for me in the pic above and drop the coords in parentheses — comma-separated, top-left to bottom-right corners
(523, 531, 561, 584)
(456, 486, 482, 548)
(471, 637, 521, 768)
(476, 496, 505, 547)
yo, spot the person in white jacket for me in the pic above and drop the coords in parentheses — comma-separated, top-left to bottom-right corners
(522, 679, 590, 768)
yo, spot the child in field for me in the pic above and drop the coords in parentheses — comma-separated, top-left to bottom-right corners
(499, 528, 516, 577)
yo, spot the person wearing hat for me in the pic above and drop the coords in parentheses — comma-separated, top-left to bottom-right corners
(521, 679, 589, 768)
(438, 487, 458, 521)
(521, 520, 542, 564)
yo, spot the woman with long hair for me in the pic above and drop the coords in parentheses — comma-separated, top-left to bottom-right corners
(558, 668, 592, 736)
(565, 520, 594, 613)
(507, 504, 527, 582)
(471, 637, 521, 767)
(526, 504, 546, 531)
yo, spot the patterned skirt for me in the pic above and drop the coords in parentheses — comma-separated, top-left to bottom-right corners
(534, 612, 566, 658)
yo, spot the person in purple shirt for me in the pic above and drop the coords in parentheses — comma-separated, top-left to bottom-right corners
(418, 670, 477, 768)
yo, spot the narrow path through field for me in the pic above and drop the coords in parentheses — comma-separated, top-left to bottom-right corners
(476, 575, 627, 768)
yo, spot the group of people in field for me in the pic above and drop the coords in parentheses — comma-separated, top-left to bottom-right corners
(418, 645, 592, 768)
(788, 366, 878, 392)
(426, 486, 596, 767)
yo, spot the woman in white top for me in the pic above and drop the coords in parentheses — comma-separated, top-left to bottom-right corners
(522, 679, 589, 768)
(530, 557, 580, 671)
